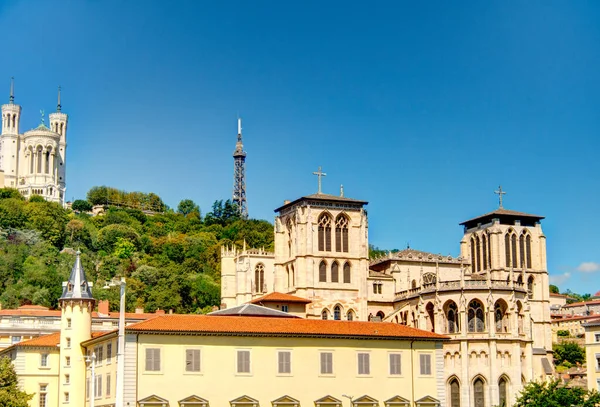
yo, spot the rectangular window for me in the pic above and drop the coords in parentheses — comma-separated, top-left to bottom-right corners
(67, 318, 71, 328)
(389, 353, 401, 375)
(281, 305, 289, 313)
(357, 353, 370, 375)
(237, 350, 250, 373)
(186, 349, 201, 372)
(65, 374, 70, 385)
(64, 392, 69, 403)
(40, 353, 48, 367)
(420, 354, 432, 375)
(145, 348, 161, 372)
(596, 333, 600, 343)
(596, 354, 600, 371)
(95, 374, 102, 398)
(11, 336, 21, 344)
(39, 385, 47, 407)
(106, 343, 112, 364)
(320, 352, 333, 374)
(96, 345, 103, 364)
(106, 373, 111, 397)
(66, 338, 71, 348)
(278, 351, 291, 374)
(65, 356, 70, 367)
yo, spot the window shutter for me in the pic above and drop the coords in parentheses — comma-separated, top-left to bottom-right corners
(238, 350, 250, 373)
(390, 354, 401, 375)
(96, 374, 102, 397)
(420, 354, 431, 375)
(186, 349, 201, 372)
(106, 374, 111, 396)
(154, 349, 161, 371)
(320, 352, 332, 374)
(278, 351, 291, 374)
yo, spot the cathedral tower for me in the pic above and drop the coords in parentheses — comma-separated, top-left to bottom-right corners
(58, 251, 94, 406)
(48, 86, 68, 200)
(232, 118, 248, 218)
(1, 78, 22, 186)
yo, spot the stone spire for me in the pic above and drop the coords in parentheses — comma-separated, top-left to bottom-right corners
(56, 85, 61, 112)
(59, 250, 94, 302)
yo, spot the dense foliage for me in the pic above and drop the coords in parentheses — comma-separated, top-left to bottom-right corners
(0, 356, 32, 407)
(514, 380, 600, 407)
(553, 341, 585, 366)
(0, 188, 274, 314)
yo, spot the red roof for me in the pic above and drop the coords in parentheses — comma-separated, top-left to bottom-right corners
(249, 292, 312, 304)
(125, 315, 447, 340)
(15, 332, 61, 348)
(0, 305, 159, 320)
(563, 299, 600, 308)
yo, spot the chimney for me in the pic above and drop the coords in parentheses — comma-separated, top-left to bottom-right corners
(98, 300, 109, 314)
(168, 309, 173, 315)
(155, 309, 165, 315)
(135, 307, 144, 314)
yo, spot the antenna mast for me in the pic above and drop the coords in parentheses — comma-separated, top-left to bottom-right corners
(232, 118, 248, 219)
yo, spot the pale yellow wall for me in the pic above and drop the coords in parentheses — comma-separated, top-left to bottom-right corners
(585, 324, 600, 391)
(135, 334, 442, 406)
(84, 337, 118, 407)
(261, 302, 306, 317)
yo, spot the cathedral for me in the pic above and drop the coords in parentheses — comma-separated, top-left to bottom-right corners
(221, 181, 554, 407)
(0, 78, 68, 205)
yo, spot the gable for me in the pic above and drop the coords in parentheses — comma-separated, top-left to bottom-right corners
(353, 396, 378, 406)
(415, 396, 440, 406)
(231, 396, 259, 406)
(179, 395, 209, 406)
(384, 396, 410, 406)
(139, 395, 170, 406)
(315, 396, 342, 406)
(272, 396, 300, 407)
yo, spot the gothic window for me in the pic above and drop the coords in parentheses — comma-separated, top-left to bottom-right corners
(487, 233, 492, 269)
(475, 235, 481, 272)
(331, 261, 339, 283)
(335, 214, 349, 253)
(498, 377, 508, 407)
(449, 378, 460, 407)
(511, 234, 518, 268)
(318, 213, 332, 252)
(411, 280, 417, 289)
(468, 300, 485, 333)
(519, 234, 525, 268)
(334, 305, 341, 320)
(426, 302, 435, 332)
(527, 276, 534, 299)
(347, 310, 354, 321)
(373, 282, 382, 294)
(446, 301, 459, 334)
(343, 262, 351, 283)
(376, 311, 385, 320)
(254, 263, 265, 293)
(423, 273, 436, 285)
(495, 300, 509, 333)
(526, 235, 532, 268)
(319, 261, 327, 283)
(321, 309, 329, 320)
(471, 238, 476, 272)
(481, 235, 487, 271)
(504, 233, 511, 267)
(473, 378, 485, 407)
(516, 301, 524, 334)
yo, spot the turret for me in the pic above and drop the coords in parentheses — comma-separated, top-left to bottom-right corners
(1, 78, 22, 185)
(48, 86, 68, 200)
(1, 77, 21, 136)
(58, 251, 94, 406)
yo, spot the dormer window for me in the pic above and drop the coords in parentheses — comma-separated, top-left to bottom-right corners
(67, 283, 73, 292)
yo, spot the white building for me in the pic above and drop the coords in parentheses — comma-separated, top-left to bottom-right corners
(0, 78, 67, 204)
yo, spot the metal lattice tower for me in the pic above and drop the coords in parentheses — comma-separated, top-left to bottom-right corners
(232, 118, 248, 218)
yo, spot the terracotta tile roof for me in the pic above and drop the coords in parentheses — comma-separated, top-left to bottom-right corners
(552, 315, 600, 323)
(0, 306, 61, 317)
(249, 292, 311, 304)
(126, 315, 448, 340)
(15, 332, 61, 348)
(563, 299, 600, 308)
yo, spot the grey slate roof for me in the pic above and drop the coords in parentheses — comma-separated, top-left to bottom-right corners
(208, 303, 299, 318)
(460, 208, 544, 228)
(59, 251, 94, 301)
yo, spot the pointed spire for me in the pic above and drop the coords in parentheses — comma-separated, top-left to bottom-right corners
(59, 250, 94, 302)
(57, 85, 61, 112)
(9, 77, 14, 104)
(340, 184, 344, 197)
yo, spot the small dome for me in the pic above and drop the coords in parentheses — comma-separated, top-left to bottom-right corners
(24, 123, 59, 138)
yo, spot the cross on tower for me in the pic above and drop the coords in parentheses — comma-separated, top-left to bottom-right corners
(494, 185, 506, 208)
(313, 166, 327, 194)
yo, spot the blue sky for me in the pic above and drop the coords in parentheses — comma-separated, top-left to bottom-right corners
(1, 1, 599, 294)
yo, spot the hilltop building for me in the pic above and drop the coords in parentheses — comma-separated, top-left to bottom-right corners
(221, 181, 554, 407)
(0, 78, 67, 205)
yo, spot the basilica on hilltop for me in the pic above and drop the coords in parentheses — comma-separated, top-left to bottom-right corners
(0, 79, 68, 205)
(221, 174, 553, 407)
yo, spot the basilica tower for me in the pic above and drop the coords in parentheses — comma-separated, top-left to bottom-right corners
(1, 78, 22, 187)
(58, 251, 94, 406)
(48, 86, 68, 200)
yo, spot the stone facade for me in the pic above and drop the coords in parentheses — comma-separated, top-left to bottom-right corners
(0, 80, 67, 204)
(221, 191, 555, 407)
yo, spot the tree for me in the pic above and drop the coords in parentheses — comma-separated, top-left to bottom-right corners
(72, 199, 93, 212)
(28, 195, 46, 203)
(553, 341, 585, 365)
(97, 224, 140, 252)
(177, 199, 200, 217)
(514, 379, 600, 407)
(87, 186, 109, 205)
(113, 237, 136, 260)
(0, 356, 32, 407)
(0, 188, 24, 200)
(549, 284, 559, 294)
(23, 201, 68, 247)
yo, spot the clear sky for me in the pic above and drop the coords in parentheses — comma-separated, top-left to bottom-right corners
(1, 1, 599, 294)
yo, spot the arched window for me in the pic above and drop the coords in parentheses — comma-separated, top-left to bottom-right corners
(473, 378, 485, 407)
(254, 263, 265, 293)
(343, 262, 351, 283)
(471, 238, 476, 272)
(376, 311, 385, 320)
(334, 305, 341, 320)
(321, 309, 329, 320)
(319, 261, 327, 282)
(331, 261, 339, 283)
(481, 235, 487, 271)
(495, 300, 509, 333)
(526, 234, 532, 268)
(347, 310, 354, 321)
(519, 234, 525, 268)
(504, 233, 511, 267)
(44, 150, 50, 174)
(411, 280, 417, 289)
(511, 234, 518, 268)
(475, 235, 480, 272)
(37, 146, 43, 173)
(527, 275, 534, 299)
(426, 302, 435, 332)
(318, 213, 332, 252)
(335, 214, 349, 253)
(516, 301, 524, 334)
(468, 300, 485, 333)
(446, 301, 459, 334)
(449, 378, 460, 407)
(498, 376, 508, 407)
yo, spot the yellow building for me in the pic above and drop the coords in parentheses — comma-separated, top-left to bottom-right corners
(584, 320, 600, 391)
